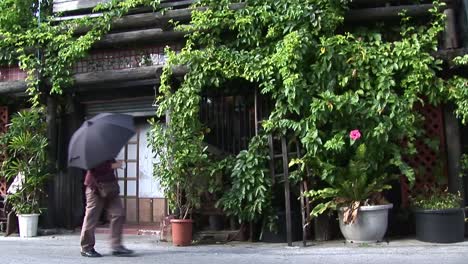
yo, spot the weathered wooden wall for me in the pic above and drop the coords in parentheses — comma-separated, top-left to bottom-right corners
(53, 0, 192, 14)
(0, 106, 8, 197)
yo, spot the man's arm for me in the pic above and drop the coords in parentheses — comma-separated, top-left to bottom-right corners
(111, 160, 123, 169)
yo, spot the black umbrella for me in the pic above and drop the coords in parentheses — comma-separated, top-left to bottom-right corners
(68, 113, 136, 170)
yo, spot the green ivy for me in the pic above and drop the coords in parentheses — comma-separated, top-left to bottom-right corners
(0, 0, 163, 106)
(154, 0, 468, 224)
(216, 135, 274, 225)
(147, 113, 210, 219)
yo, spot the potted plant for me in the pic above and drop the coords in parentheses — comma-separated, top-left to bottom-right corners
(462, 153, 468, 237)
(0, 108, 49, 237)
(148, 118, 208, 246)
(306, 129, 400, 243)
(411, 187, 465, 243)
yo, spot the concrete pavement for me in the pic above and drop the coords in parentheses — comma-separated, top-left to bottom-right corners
(0, 233, 467, 264)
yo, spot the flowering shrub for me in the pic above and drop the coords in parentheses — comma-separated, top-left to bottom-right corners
(305, 129, 395, 224)
(155, 0, 466, 228)
(349, 130, 361, 141)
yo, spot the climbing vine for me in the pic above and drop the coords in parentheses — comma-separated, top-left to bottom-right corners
(0, 0, 163, 105)
(153, 0, 468, 226)
(2, 0, 466, 230)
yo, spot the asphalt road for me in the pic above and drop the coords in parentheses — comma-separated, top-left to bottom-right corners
(0, 234, 467, 264)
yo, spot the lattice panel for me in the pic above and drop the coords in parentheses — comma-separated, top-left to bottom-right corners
(0, 106, 8, 197)
(0, 106, 7, 134)
(73, 44, 183, 74)
(400, 104, 447, 207)
(0, 178, 6, 197)
(0, 67, 27, 82)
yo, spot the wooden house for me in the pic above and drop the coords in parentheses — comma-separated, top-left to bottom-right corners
(1, 0, 467, 243)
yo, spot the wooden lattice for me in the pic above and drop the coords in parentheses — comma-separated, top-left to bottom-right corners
(0, 106, 8, 197)
(400, 104, 447, 206)
(0, 106, 7, 134)
(0, 67, 27, 82)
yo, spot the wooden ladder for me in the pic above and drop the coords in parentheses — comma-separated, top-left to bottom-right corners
(267, 134, 311, 246)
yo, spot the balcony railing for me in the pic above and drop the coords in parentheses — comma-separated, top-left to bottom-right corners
(73, 43, 181, 74)
(0, 67, 27, 82)
(0, 43, 182, 84)
(53, 0, 192, 14)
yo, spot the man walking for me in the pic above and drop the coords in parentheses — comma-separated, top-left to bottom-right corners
(80, 159, 133, 257)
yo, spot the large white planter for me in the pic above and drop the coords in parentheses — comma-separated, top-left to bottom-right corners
(338, 204, 393, 243)
(17, 214, 40, 238)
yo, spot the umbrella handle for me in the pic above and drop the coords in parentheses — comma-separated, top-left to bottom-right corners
(69, 156, 80, 162)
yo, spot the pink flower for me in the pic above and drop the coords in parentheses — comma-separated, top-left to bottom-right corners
(349, 129, 361, 141)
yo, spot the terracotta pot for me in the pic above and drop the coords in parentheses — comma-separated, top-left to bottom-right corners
(170, 219, 193, 246)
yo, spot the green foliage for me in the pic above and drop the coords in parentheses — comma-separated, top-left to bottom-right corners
(0, 108, 49, 214)
(461, 154, 468, 177)
(447, 75, 468, 124)
(154, 0, 468, 224)
(305, 136, 393, 219)
(147, 116, 209, 219)
(411, 188, 462, 210)
(453, 55, 468, 65)
(0, 0, 41, 34)
(216, 135, 274, 225)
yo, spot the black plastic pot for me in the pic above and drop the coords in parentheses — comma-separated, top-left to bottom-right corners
(314, 213, 334, 241)
(414, 208, 465, 243)
(261, 211, 302, 243)
(208, 215, 224, 231)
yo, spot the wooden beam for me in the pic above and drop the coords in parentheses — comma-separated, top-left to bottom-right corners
(78, 88, 155, 102)
(53, 0, 109, 13)
(350, 0, 451, 6)
(74, 64, 187, 85)
(281, 136, 293, 247)
(351, 0, 403, 5)
(128, 0, 193, 14)
(300, 182, 307, 247)
(64, 93, 86, 229)
(95, 28, 185, 47)
(76, 78, 158, 91)
(0, 65, 187, 95)
(55, 7, 191, 34)
(53, 0, 193, 14)
(73, 65, 163, 85)
(111, 8, 191, 30)
(443, 8, 459, 49)
(44, 95, 58, 228)
(52, 2, 442, 43)
(433, 48, 468, 62)
(443, 104, 464, 201)
(0, 80, 27, 94)
(58, 2, 245, 34)
(345, 4, 436, 22)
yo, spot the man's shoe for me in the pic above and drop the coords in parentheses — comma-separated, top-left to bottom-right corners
(112, 246, 134, 256)
(81, 249, 102, 258)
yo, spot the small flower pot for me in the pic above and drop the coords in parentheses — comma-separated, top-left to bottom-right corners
(413, 208, 465, 243)
(17, 214, 40, 238)
(170, 219, 193, 246)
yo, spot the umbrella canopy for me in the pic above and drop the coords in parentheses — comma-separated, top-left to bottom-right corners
(68, 113, 135, 170)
